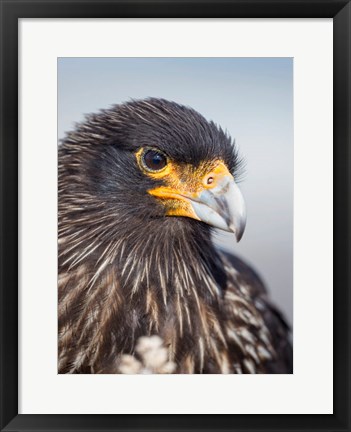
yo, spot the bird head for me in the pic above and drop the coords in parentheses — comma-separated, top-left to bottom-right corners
(60, 98, 246, 242)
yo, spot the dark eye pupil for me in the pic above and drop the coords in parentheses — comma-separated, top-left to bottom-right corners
(143, 150, 167, 171)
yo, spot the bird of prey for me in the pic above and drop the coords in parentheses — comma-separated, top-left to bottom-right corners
(58, 98, 292, 374)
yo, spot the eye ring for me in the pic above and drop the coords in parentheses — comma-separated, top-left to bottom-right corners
(141, 148, 168, 173)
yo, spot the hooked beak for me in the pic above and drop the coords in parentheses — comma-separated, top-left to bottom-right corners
(189, 177, 246, 241)
(148, 162, 247, 242)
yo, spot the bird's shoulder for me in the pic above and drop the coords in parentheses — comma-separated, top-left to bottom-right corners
(218, 249, 293, 373)
(219, 249, 267, 296)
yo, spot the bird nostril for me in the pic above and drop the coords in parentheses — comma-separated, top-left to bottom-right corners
(206, 176, 214, 186)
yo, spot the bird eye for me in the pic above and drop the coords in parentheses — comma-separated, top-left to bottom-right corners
(142, 149, 167, 172)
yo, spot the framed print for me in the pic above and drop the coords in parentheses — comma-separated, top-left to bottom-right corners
(57, 56, 294, 377)
(1, 0, 350, 431)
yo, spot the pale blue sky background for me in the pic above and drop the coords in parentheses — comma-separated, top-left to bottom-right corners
(58, 58, 293, 324)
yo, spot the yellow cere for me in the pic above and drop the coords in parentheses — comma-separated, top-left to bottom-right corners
(135, 147, 233, 219)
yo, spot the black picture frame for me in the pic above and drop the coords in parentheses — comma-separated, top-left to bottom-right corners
(1, 1, 350, 431)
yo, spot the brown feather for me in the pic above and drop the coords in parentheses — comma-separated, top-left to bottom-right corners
(58, 98, 292, 374)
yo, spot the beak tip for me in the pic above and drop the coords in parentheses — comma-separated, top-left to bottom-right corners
(235, 229, 244, 242)
(229, 223, 244, 242)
